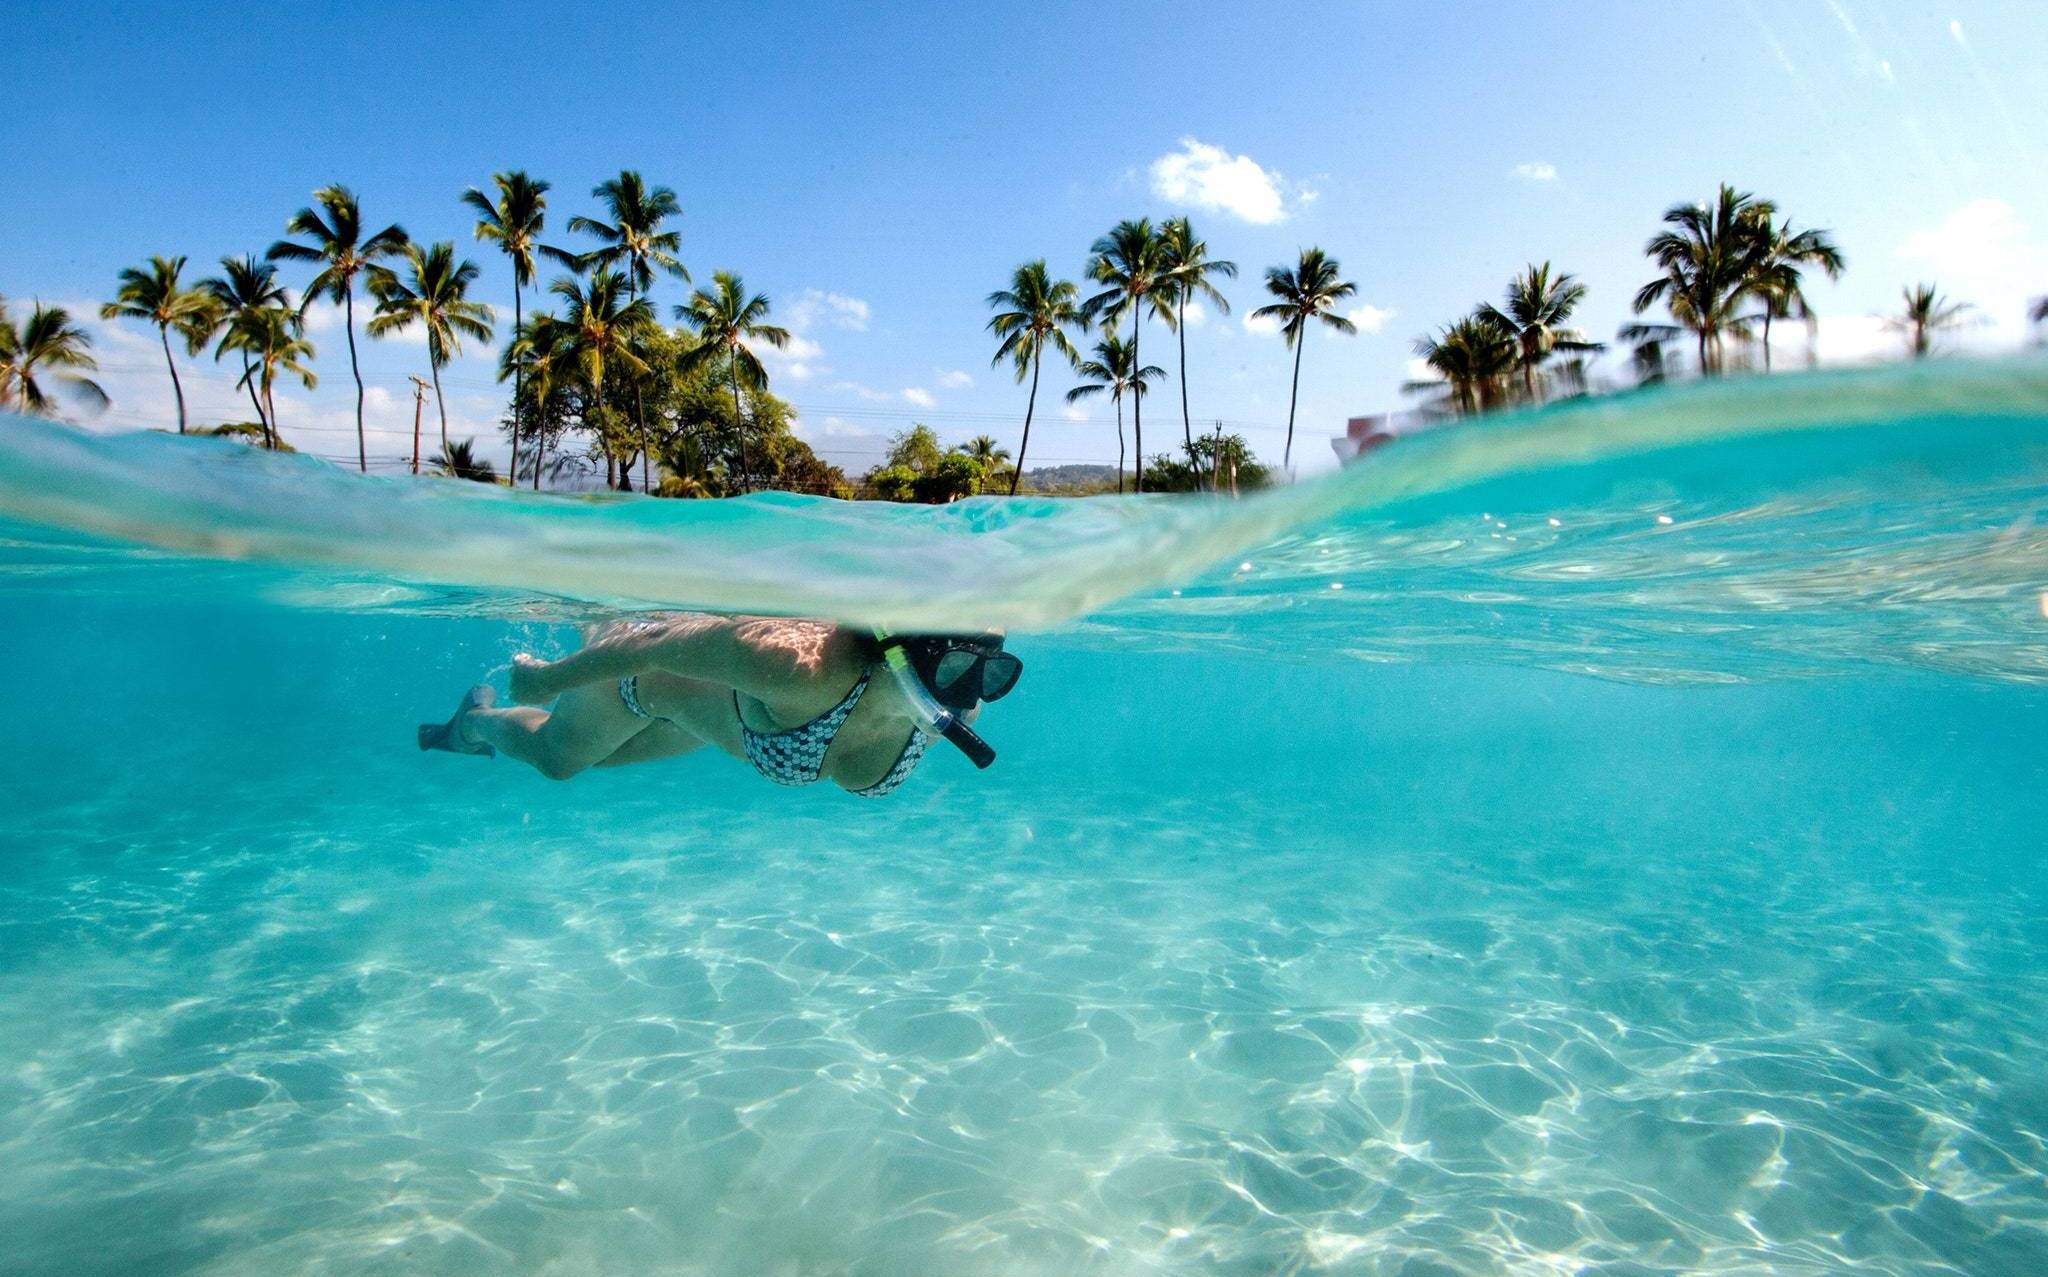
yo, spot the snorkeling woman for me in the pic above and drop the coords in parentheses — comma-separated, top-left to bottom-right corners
(417, 614, 1020, 795)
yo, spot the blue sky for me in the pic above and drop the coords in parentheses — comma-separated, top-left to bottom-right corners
(4, 1, 2045, 476)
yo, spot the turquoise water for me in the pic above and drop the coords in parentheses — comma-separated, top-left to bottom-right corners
(2, 360, 2048, 1275)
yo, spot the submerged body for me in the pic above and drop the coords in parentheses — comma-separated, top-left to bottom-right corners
(428, 614, 982, 796)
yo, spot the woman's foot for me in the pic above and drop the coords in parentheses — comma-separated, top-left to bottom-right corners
(417, 685, 497, 757)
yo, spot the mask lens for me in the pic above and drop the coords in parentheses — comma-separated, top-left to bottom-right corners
(933, 649, 982, 694)
(979, 654, 1022, 701)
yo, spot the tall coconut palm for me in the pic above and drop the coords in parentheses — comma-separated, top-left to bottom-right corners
(1065, 334, 1162, 495)
(0, 300, 107, 415)
(267, 186, 409, 471)
(569, 172, 687, 294)
(369, 242, 495, 460)
(200, 255, 291, 434)
(99, 256, 217, 433)
(499, 312, 569, 489)
(986, 260, 1085, 495)
(1251, 248, 1358, 472)
(1158, 218, 1237, 488)
(1407, 313, 1518, 416)
(1084, 219, 1178, 491)
(1884, 283, 1974, 358)
(1747, 219, 1846, 371)
(219, 305, 315, 444)
(1633, 184, 1775, 376)
(1479, 263, 1602, 401)
(676, 272, 788, 493)
(572, 172, 687, 489)
(552, 268, 655, 487)
(464, 171, 569, 485)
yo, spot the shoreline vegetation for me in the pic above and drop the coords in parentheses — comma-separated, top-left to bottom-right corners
(2, 176, 2043, 502)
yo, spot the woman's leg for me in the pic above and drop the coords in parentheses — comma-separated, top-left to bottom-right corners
(592, 718, 706, 768)
(464, 683, 656, 780)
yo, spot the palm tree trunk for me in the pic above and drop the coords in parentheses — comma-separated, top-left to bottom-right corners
(508, 283, 523, 484)
(1522, 353, 1536, 402)
(1761, 309, 1774, 373)
(1282, 329, 1306, 473)
(1009, 349, 1040, 498)
(159, 325, 188, 434)
(1114, 392, 1126, 495)
(265, 376, 279, 449)
(1130, 310, 1144, 494)
(432, 360, 449, 457)
(239, 350, 269, 442)
(637, 381, 650, 493)
(729, 356, 750, 494)
(1697, 329, 1710, 377)
(594, 376, 621, 488)
(344, 286, 367, 472)
(1176, 294, 1196, 489)
(533, 429, 546, 491)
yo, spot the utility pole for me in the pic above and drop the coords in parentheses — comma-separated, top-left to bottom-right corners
(408, 376, 429, 476)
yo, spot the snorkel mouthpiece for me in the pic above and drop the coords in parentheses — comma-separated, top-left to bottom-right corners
(877, 630, 998, 769)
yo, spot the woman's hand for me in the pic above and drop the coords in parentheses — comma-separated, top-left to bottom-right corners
(508, 653, 556, 704)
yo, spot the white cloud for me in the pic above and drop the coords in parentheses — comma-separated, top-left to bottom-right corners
(783, 289, 870, 333)
(1181, 300, 1209, 328)
(1347, 304, 1395, 334)
(936, 369, 973, 389)
(1894, 199, 2046, 344)
(833, 381, 894, 403)
(1404, 357, 1436, 384)
(755, 331, 824, 382)
(1242, 311, 1282, 336)
(1061, 404, 1091, 422)
(1513, 161, 1558, 183)
(1149, 137, 1298, 225)
(901, 387, 936, 409)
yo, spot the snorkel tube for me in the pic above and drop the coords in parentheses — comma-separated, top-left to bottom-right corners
(875, 630, 998, 769)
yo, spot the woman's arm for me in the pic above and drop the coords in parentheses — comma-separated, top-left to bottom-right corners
(510, 614, 857, 704)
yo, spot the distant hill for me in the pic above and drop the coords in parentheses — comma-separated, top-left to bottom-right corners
(1016, 463, 1120, 493)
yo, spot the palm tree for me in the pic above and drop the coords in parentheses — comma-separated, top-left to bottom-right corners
(219, 305, 315, 443)
(1407, 313, 1518, 416)
(571, 172, 686, 489)
(267, 186, 409, 471)
(99, 256, 217, 432)
(552, 268, 655, 488)
(1084, 219, 1177, 492)
(432, 437, 498, 483)
(2026, 295, 2046, 341)
(569, 171, 687, 294)
(1746, 218, 1846, 371)
(1884, 283, 1974, 358)
(199, 255, 291, 434)
(369, 242, 495, 459)
(1251, 248, 1358, 472)
(499, 312, 569, 489)
(1065, 334, 1162, 494)
(1479, 263, 1601, 401)
(986, 260, 1085, 495)
(958, 434, 1011, 488)
(0, 301, 106, 416)
(675, 271, 788, 494)
(1633, 184, 1775, 376)
(464, 171, 568, 485)
(1158, 218, 1236, 488)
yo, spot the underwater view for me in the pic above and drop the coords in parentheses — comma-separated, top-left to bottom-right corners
(7, 3, 2048, 1274)
(3, 358, 2048, 1275)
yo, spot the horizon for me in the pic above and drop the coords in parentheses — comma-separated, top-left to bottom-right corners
(4, 1, 2045, 479)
